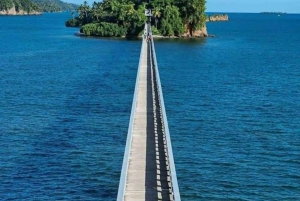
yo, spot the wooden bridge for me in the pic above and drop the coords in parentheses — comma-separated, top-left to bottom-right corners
(117, 24, 181, 201)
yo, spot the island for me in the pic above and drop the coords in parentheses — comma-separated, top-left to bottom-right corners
(206, 14, 229, 22)
(66, 0, 208, 38)
(0, 0, 78, 15)
(0, 0, 41, 15)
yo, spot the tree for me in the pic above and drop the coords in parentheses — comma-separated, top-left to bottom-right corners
(176, 0, 206, 36)
(90, 2, 105, 21)
(0, 0, 40, 13)
(160, 5, 184, 36)
(152, 6, 161, 29)
(65, 0, 207, 37)
(77, 1, 90, 24)
(0, 0, 14, 11)
(126, 3, 146, 36)
(31, 0, 78, 12)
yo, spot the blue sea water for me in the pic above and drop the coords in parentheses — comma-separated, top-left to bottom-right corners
(0, 13, 299, 200)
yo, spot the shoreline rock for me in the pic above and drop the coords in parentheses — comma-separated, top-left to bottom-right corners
(181, 25, 208, 38)
(0, 6, 41, 15)
(206, 14, 228, 22)
(75, 24, 209, 39)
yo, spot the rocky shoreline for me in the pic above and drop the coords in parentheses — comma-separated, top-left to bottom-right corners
(75, 32, 215, 39)
(206, 14, 229, 22)
(75, 24, 209, 38)
(0, 6, 41, 15)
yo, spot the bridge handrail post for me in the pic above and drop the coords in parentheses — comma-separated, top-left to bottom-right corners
(149, 28, 181, 201)
(117, 24, 147, 201)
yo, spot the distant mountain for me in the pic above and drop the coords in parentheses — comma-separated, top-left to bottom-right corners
(0, 0, 41, 15)
(32, 0, 78, 12)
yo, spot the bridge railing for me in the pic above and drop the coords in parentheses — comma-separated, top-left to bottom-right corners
(116, 24, 147, 201)
(149, 27, 181, 201)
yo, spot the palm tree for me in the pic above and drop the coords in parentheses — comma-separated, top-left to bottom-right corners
(178, 0, 206, 36)
(91, 2, 105, 21)
(108, 0, 135, 26)
(152, 6, 161, 28)
(77, 1, 90, 24)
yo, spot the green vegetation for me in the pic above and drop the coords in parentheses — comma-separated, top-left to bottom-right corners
(66, 18, 82, 26)
(0, 0, 40, 13)
(0, 0, 13, 11)
(32, 0, 78, 12)
(65, 0, 207, 37)
(81, 22, 127, 36)
(0, 0, 78, 13)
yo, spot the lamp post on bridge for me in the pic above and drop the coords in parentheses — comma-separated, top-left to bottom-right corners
(145, 0, 153, 28)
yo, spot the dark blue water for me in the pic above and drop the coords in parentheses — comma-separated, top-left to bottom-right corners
(0, 13, 299, 200)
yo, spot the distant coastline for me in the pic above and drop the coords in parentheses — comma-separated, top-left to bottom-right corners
(0, 0, 78, 15)
(260, 12, 287, 14)
(0, 7, 41, 15)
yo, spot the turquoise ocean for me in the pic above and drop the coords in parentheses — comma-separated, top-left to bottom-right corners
(0, 13, 299, 200)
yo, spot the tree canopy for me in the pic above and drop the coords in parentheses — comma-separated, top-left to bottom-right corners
(0, 0, 78, 13)
(66, 0, 207, 37)
(0, 0, 40, 13)
(32, 0, 78, 12)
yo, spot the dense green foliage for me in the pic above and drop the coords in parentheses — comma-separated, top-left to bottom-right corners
(66, 0, 206, 37)
(66, 18, 82, 26)
(32, 0, 78, 12)
(0, 0, 40, 13)
(159, 5, 184, 36)
(0, 0, 14, 11)
(0, 0, 78, 13)
(81, 22, 127, 36)
(176, 0, 206, 35)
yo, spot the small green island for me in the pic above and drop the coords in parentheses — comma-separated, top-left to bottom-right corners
(0, 0, 78, 15)
(65, 0, 207, 38)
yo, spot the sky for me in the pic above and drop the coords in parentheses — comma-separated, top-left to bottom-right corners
(63, 0, 300, 13)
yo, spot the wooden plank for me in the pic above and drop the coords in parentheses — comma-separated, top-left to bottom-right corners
(124, 40, 172, 201)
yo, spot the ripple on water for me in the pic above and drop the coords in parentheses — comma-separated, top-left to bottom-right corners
(1, 13, 300, 200)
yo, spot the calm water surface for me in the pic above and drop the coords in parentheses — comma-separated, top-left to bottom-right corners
(0, 13, 299, 200)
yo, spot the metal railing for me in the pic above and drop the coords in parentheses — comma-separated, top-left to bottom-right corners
(116, 24, 147, 201)
(149, 26, 181, 201)
(117, 24, 180, 201)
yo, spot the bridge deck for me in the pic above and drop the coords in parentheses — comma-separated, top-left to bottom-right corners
(124, 39, 172, 201)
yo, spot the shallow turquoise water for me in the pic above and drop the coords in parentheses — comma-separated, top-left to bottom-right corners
(0, 13, 299, 200)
